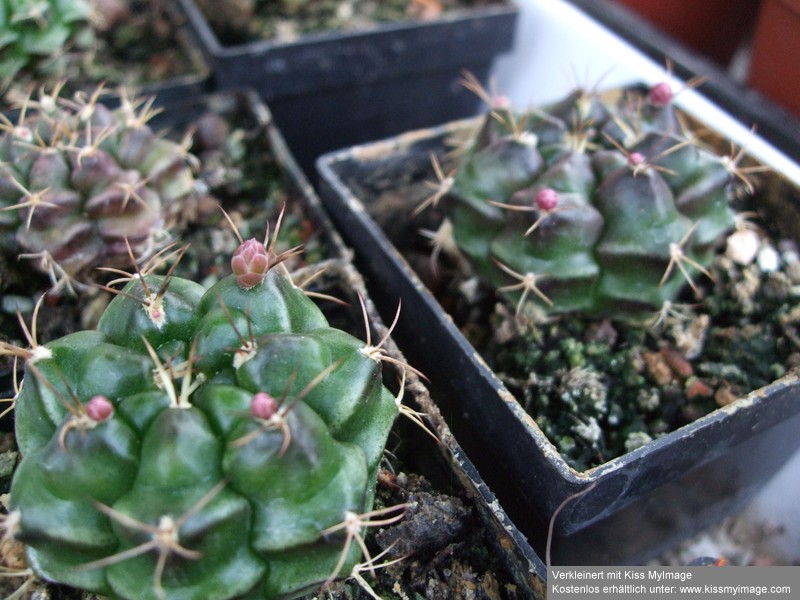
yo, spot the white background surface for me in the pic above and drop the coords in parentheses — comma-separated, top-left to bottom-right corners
(489, 0, 800, 564)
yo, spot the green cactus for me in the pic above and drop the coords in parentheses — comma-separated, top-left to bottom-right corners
(2, 225, 401, 599)
(0, 84, 197, 294)
(424, 81, 743, 320)
(0, 0, 96, 88)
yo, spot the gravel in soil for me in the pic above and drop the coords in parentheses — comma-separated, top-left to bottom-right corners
(474, 233, 800, 471)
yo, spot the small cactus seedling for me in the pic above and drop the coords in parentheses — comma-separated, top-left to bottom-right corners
(421, 80, 752, 320)
(0, 84, 197, 294)
(1, 216, 403, 599)
(0, 0, 96, 89)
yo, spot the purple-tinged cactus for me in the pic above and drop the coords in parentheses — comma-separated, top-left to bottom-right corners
(0, 84, 197, 293)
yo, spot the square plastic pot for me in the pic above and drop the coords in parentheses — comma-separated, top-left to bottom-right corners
(315, 114, 800, 566)
(173, 0, 519, 174)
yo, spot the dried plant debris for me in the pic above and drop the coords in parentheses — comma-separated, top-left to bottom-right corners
(325, 472, 527, 600)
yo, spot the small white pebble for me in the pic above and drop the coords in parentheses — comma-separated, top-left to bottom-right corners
(336, 1, 354, 20)
(458, 276, 481, 304)
(757, 244, 780, 273)
(781, 248, 799, 266)
(2, 295, 33, 315)
(725, 229, 760, 266)
(573, 417, 602, 444)
(625, 431, 653, 453)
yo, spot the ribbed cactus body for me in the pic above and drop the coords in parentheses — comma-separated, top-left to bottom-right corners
(0, 89, 195, 291)
(438, 85, 737, 318)
(0, 0, 95, 85)
(9, 247, 399, 599)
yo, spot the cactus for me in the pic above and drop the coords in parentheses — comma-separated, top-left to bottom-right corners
(424, 81, 745, 320)
(0, 0, 96, 88)
(0, 84, 197, 294)
(2, 221, 402, 599)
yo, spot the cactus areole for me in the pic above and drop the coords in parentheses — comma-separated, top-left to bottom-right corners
(431, 82, 741, 319)
(7, 237, 400, 599)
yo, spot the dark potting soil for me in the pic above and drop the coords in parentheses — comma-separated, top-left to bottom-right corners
(80, 0, 204, 87)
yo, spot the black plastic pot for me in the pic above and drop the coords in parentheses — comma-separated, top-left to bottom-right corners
(315, 115, 800, 566)
(173, 0, 519, 175)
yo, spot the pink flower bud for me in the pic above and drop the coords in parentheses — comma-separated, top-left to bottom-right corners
(232, 239, 270, 289)
(628, 152, 646, 167)
(251, 392, 278, 420)
(492, 95, 511, 109)
(648, 82, 673, 107)
(86, 395, 113, 422)
(535, 188, 559, 212)
(14, 126, 33, 143)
